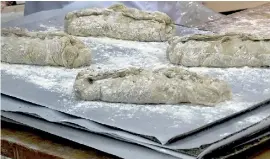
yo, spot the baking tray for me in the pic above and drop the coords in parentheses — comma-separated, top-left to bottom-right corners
(1, 112, 190, 159)
(2, 95, 270, 157)
(2, 80, 270, 152)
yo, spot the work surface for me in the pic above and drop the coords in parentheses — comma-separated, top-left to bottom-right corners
(1, 2, 270, 159)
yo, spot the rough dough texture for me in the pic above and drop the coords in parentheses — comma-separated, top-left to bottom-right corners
(73, 67, 232, 106)
(64, 4, 175, 42)
(1, 28, 91, 68)
(167, 33, 270, 67)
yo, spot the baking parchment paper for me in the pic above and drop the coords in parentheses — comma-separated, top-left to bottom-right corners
(2, 93, 270, 152)
(1, 111, 191, 159)
(1, 94, 160, 146)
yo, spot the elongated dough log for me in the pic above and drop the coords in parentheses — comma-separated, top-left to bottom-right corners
(73, 67, 232, 106)
(167, 34, 270, 67)
(1, 28, 91, 68)
(64, 4, 175, 42)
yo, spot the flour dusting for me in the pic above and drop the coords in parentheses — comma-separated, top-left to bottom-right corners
(39, 24, 59, 31)
(1, 25, 270, 143)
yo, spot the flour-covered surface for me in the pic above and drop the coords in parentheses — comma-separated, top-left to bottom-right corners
(2, 34, 270, 146)
(199, 3, 270, 36)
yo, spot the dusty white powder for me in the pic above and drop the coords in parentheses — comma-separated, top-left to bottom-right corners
(39, 24, 59, 31)
(78, 36, 170, 71)
(1, 64, 80, 95)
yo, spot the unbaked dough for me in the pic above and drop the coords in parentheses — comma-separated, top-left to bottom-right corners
(73, 67, 232, 106)
(1, 28, 91, 68)
(167, 33, 270, 67)
(64, 4, 175, 42)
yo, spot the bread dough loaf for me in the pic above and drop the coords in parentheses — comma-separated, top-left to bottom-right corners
(73, 67, 232, 106)
(64, 4, 175, 42)
(167, 34, 270, 67)
(1, 28, 91, 68)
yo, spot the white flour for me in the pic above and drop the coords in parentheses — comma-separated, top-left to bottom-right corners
(1, 26, 270, 143)
(39, 24, 60, 31)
